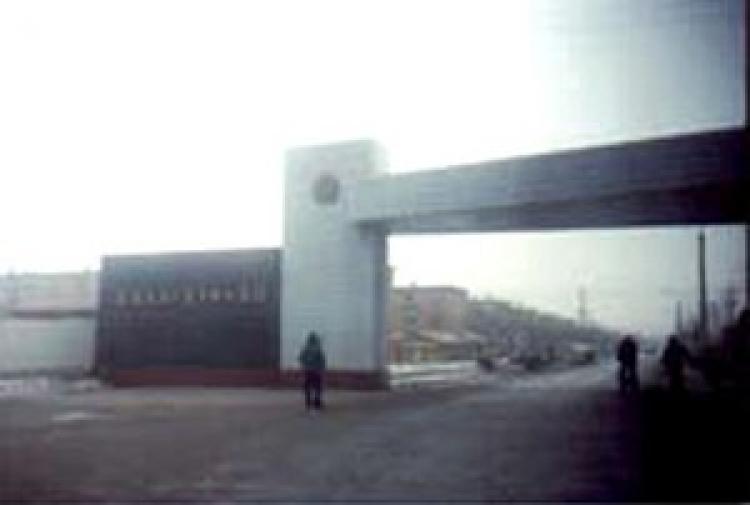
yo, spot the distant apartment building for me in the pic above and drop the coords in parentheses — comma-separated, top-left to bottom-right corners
(389, 285, 470, 335)
(387, 285, 485, 363)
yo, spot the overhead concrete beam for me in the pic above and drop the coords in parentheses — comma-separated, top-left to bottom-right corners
(350, 128, 747, 233)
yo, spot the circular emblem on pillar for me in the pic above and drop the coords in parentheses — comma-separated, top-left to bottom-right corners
(312, 173, 340, 205)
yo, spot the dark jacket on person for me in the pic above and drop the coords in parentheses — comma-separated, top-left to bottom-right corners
(299, 336, 326, 372)
(662, 337, 689, 373)
(617, 337, 638, 368)
(720, 309, 750, 386)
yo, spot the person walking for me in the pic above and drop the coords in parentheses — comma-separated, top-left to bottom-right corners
(661, 335, 690, 393)
(617, 335, 639, 392)
(298, 332, 326, 410)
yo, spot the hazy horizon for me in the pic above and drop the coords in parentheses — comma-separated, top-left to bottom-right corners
(391, 225, 746, 337)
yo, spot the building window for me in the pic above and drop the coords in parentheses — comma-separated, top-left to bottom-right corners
(115, 291, 127, 306)
(224, 288, 235, 302)
(183, 287, 194, 304)
(197, 287, 208, 302)
(239, 283, 251, 303)
(209, 287, 221, 302)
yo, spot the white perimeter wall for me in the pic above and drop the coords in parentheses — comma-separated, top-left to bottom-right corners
(0, 318, 95, 375)
(0, 271, 98, 375)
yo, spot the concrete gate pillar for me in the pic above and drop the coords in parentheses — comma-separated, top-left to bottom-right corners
(282, 140, 389, 388)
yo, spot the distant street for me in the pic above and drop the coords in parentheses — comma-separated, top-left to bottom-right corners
(1, 361, 748, 503)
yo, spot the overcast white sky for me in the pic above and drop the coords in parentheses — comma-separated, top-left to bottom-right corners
(0, 1, 746, 335)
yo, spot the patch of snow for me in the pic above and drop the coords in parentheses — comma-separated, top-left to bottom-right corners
(52, 411, 109, 423)
(0, 376, 104, 398)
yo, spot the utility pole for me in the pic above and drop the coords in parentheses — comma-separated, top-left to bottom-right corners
(698, 229, 708, 343)
(577, 287, 588, 326)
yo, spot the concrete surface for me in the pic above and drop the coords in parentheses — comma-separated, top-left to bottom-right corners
(1, 361, 748, 503)
(351, 128, 746, 232)
(282, 139, 388, 373)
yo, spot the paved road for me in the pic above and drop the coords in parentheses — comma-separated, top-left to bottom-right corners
(1, 362, 747, 503)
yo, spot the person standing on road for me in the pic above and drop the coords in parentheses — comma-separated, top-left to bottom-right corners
(720, 308, 750, 391)
(661, 335, 690, 392)
(299, 332, 326, 410)
(617, 335, 639, 391)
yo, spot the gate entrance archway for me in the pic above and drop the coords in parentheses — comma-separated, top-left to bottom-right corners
(281, 128, 746, 387)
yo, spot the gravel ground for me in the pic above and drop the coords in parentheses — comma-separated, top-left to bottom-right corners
(0, 361, 747, 503)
